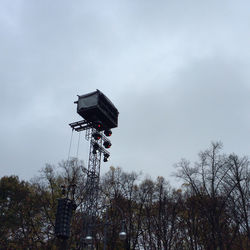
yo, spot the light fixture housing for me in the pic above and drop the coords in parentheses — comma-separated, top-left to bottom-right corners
(85, 235, 93, 244)
(119, 231, 127, 241)
(103, 153, 110, 162)
(104, 130, 112, 137)
(93, 132, 102, 140)
(103, 141, 112, 149)
(92, 143, 99, 154)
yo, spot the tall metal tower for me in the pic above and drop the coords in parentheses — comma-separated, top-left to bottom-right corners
(69, 90, 119, 244)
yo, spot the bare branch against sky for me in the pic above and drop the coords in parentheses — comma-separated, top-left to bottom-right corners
(0, 0, 249, 182)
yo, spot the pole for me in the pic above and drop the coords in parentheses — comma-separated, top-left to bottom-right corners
(103, 211, 109, 250)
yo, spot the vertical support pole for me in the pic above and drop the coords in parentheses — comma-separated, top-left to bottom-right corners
(103, 211, 109, 250)
(83, 128, 102, 247)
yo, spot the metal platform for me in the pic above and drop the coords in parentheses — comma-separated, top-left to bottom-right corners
(69, 120, 91, 132)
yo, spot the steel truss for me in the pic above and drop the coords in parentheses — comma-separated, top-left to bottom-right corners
(69, 120, 111, 241)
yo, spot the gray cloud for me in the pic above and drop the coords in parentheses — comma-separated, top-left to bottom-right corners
(113, 54, 250, 180)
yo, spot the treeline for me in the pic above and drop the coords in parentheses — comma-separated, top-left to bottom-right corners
(0, 142, 249, 249)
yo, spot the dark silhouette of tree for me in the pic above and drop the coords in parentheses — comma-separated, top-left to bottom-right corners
(0, 176, 46, 248)
(175, 142, 250, 250)
(0, 142, 249, 249)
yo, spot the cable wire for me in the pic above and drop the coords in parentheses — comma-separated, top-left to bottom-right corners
(67, 129, 74, 164)
(76, 131, 81, 159)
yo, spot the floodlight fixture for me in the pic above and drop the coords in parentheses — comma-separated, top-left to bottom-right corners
(104, 130, 112, 137)
(103, 141, 111, 149)
(119, 231, 127, 241)
(104, 153, 110, 158)
(85, 235, 93, 244)
(103, 153, 110, 162)
(119, 219, 127, 240)
(94, 121, 103, 131)
(93, 143, 99, 154)
(93, 132, 102, 140)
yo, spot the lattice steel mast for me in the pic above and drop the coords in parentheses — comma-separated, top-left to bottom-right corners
(69, 90, 119, 244)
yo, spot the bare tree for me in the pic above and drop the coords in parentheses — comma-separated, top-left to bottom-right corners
(175, 142, 245, 250)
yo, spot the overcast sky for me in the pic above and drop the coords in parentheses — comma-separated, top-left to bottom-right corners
(1, 0, 250, 185)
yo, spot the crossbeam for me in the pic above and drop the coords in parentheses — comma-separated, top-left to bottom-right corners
(69, 120, 91, 132)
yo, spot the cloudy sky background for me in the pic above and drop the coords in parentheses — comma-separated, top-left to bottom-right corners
(1, 0, 250, 184)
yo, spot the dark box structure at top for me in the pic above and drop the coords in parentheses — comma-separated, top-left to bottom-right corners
(75, 90, 119, 130)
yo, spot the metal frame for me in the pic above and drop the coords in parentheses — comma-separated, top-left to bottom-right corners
(69, 119, 111, 246)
